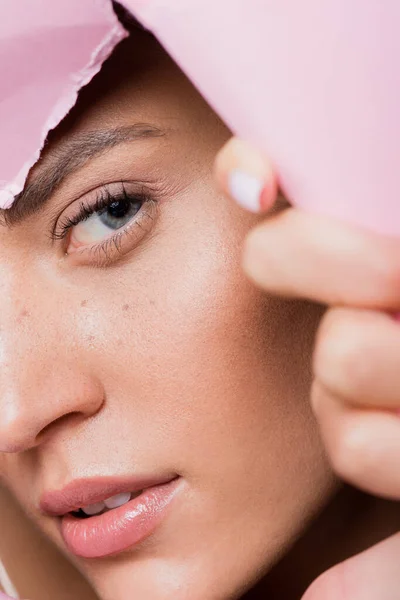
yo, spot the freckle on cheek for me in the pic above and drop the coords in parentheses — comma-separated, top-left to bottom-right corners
(81, 300, 88, 307)
(122, 304, 130, 312)
(16, 309, 30, 324)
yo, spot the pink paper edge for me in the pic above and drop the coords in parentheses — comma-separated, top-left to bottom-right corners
(0, 1, 128, 209)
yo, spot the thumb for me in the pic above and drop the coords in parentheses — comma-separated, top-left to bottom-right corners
(302, 532, 400, 600)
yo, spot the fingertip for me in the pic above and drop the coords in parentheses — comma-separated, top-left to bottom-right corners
(301, 566, 344, 600)
(214, 137, 277, 213)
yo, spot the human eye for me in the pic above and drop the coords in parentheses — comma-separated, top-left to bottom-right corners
(53, 182, 158, 266)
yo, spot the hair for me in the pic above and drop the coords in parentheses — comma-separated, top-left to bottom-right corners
(112, 1, 149, 32)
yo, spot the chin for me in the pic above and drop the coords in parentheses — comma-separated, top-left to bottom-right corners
(85, 556, 260, 600)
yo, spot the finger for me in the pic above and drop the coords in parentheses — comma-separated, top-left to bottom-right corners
(242, 207, 400, 310)
(312, 382, 400, 499)
(302, 532, 400, 600)
(314, 307, 400, 408)
(214, 137, 278, 213)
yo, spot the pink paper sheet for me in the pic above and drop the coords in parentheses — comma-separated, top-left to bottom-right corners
(3, 0, 399, 239)
(0, 0, 127, 209)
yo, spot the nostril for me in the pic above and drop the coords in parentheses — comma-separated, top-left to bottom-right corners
(0, 376, 104, 451)
(0, 411, 88, 453)
(38, 411, 84, 441)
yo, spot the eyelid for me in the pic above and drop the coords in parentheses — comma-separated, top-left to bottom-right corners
(52, 182, 160, 267)
(51, 181, 158, 240)
(55, 184, 143, 236)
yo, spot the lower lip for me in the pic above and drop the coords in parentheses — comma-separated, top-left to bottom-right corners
(61, 479, 180, 558)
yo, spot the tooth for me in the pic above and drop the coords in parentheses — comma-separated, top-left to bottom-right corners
(104, 492, 132, 509)
(82, 501, 106, 516)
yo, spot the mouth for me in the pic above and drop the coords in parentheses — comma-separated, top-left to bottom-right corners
(70, 490, 143, 518)
(40, 475, 182, 558)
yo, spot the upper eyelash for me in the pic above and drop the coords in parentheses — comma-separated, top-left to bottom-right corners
(51, 183, 150, 241)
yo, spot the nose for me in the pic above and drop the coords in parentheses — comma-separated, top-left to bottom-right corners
(0, 364, 104, 453)
(0, 292, 104, 454)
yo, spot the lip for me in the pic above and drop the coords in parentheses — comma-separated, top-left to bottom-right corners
(40, 474, 177, 516)
(40, 475, 181, 558)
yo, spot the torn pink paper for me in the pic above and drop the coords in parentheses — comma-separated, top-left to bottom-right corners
(3, 0, 399, 239)
(0, 0, 127, 209)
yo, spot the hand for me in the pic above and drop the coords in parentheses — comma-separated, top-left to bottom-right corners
(214, 137, 400, 599)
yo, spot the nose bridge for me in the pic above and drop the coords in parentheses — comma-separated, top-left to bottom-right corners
(0, 265, 103, 453)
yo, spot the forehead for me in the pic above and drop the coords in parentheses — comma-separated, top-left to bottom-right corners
(31, 29, 218, 180)
(49, 33, 172, 138)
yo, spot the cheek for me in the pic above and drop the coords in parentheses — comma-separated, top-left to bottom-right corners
(74, 187, 329, 505)
(73, 216, 334, 587)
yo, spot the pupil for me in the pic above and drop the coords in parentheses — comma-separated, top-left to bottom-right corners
(108, 199, 131, 219)
(99, 196, 143, 231)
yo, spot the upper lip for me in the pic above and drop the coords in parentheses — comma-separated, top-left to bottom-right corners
(39, 474, 177, 517)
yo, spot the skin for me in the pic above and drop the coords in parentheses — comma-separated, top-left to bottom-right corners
(0, 27, 398, 600)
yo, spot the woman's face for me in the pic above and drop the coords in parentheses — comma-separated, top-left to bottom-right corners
(0, 31, 335, 600)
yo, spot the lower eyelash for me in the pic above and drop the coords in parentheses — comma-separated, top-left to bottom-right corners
(74, 202, 157, 265)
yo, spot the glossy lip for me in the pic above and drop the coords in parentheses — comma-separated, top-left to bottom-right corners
(39, 474, 181, 559)
(39, 473, 178, 517)
(60, 478, 181, 558)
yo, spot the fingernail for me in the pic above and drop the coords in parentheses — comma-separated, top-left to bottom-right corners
(228, 170, 264, 213)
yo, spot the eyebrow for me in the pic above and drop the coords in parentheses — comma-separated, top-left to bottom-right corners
(1, 123, 166, 227)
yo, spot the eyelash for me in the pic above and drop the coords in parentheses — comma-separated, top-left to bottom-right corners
(52, 183, 157, 262)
